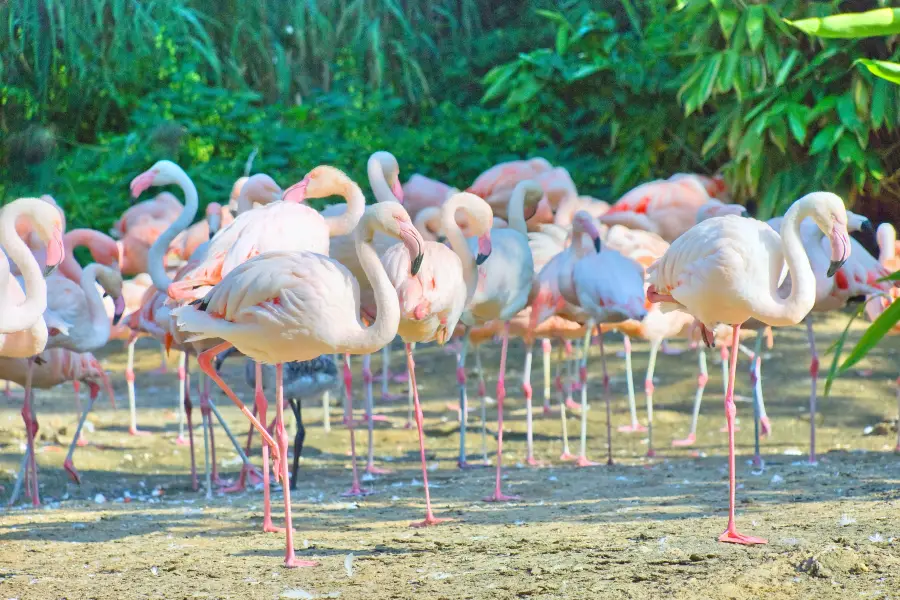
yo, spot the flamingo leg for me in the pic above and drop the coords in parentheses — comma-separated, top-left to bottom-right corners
(206, 397, 260, 489)
(274, 364, 318, 568)
(485, 322, 519, 501)
(806, 317, 818, 465)
(404, 344, 416, 428)
(457, 331, 480, 468)
(363, 354, 390, 475)
(64, 383, 99, 484)
(618, 335, 646, 433)
(718, 346, 738, 433)
(152, 341, 169, 374)
(342, 354, 352, 425)
(256, 364, 285, 532)
(183, 355, 198, 491)
(719, 324, 767, 545)
(199, 374, 213, 500)
(558, 341, 574, 461)
(575, 324, 599, 467)
(220, 401, 258, 494)
(523, 340, 541, 466)
(175, 352, 188, 445)
(751, 331, 764, 469)
(4, 380, 10, 400)
(380, 345, 391, 399)
(895, 375, 900, 454)
(322, 388, 331, 433)
(598, 331, 613, 466)
(8, 446, 31, 506)
(673, 347, 708, 447)
(406, 343, 450, 526)
(205, 374, 224, 486)
(341, 354, 371, 497)
(565, 341, 578, 411)
(22, 357, 39, 506)
(287, 397, 305, 490)
(125, 334, 149, 436)
(541, 339, 552, 416)
(71, 380, 89, 447)
(475, 344, 490, 465)
(645, 339, 660, 458)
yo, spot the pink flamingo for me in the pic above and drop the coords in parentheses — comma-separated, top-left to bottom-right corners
(58, 229, 120, 283)
(401, 173, 454, 221)
(0, 198, 65, 507)
(647, 191, 852, 545)
(172, 201, 423, 567)
(447, 181, 536, 501)
(2, 348, 114, 505)
(111, 191, 181, 239)
(167, 202, 232, 266)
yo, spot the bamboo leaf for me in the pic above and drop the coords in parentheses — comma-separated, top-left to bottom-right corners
(823, 304, 866, 397)
(774, 49, 800, 86)
(836, 298, 900, 375)
(856, 59, 900, 85)
(809, 124, 843, 155)
(746, 6, 765, 51)
(787, 8, 900, 39)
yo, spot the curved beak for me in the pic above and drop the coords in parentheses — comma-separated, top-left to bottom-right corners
(827, 222, 851, 277)
(436, 235, 447, 245)
(43, 226, 65, 277)
(476, 233, 492, 265)
(129, 169, 157, 200)
(112, 295, 126, 326)
(282, 176, 310, 203)
(392, 178, 405, 204)
(860, 218, 875, 237)
(398, 221, 425, 276)
(593, 237, 602, 253)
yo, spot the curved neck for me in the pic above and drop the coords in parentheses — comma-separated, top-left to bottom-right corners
(507, 185, 529, 236)
(368, 156, 397, 204)
(414, 208, 440, 242)
(80, 264, 111, 347)
(441, 197, 478, 295)
(554, 193, 580, 227)
(879, 226, 896, 264)
(762, 202, 818, 326)
(147, 170, 199, 291)
(343, 219, 400, 352)
(0, 203, 48, 331)
(323, 182, 366, 237)
(60, 229, 112, 281)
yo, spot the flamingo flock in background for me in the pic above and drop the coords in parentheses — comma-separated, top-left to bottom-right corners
(4, 146, 900, 570)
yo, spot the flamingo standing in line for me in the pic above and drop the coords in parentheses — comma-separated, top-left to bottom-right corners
(0, 198, 66, 507)
(172, 201, 424, 567)
(376, 194, 468, 525)
(647, 191, 852, 545)
(2, 348, 114, 506)
(448, 181, 536, 501)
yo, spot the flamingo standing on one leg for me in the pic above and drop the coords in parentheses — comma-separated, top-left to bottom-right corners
(172, 202, 424, 567)
(647, 191, 852, 545)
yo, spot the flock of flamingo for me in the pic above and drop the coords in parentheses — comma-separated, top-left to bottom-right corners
(1, 151, 898, 567)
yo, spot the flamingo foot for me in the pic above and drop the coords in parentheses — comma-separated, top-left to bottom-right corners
(410, 515, 453, 528)
(63, 458, 81, 484)
(560, 452, 576, 461)
(646, 449, 657, 458)
(151, 365, 169, 375)
(752, 455, 764, 469)
(391, 371, 409, 384)
(263, 521, 292, 534)
(360, 414, 389, 423)
(404, 421, 413, 430)
(284, 557, 319, 568)
(220, 480, 247, 494)
(380, 392, 404, 402)
(175, 436, 190, 447)
(618, 423, 648, 433)
(341, 485, 373, 497)
(483, 492, 521, 502)
(542, 405, 553, 417)
(760, 416, 772, 437)
(75, 437, 89, 447)
(248, 469, 265, 486)
(525, 457, 544, 467)
(719, 424, 740, 433)
(671, 433, 696, 447)
(129, 427, 151, 436)
(365, 465, 392, 475)
(718, 530, 767, 545)
(574, 456, 600, 467)
(565, 398, 580, 411)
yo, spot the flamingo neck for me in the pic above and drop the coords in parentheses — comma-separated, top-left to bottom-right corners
(368, 156, 398, 204)
(79, 264, 113, 349)
(0, 202, 49, 331)
(148, 169, 198, 292)
(441, 196, 478, 297)
(343, 217, 401, 353)
(507, 185, 529, 236)
(324, 183, 366, 237)
(60, 229, 113, 282)
(761, 200, 819, 326)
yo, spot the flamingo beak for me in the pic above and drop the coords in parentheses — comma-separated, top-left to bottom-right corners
(282, 176, 310, 203)
(476, 233, 492, 265)
(392, 179, 405, 204)
(208, 213, 222, 239)
(43, 226, 65, 277)
(827, 222, 851, 277)
(129, 169, 158, 200)
(399, 221, 425, 276)
(112, 295, 126, 326)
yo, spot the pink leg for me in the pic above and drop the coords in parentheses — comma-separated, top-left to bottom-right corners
(542, 339, 553, 416)
(4, 380, 10, 400)
(175, 357, 190, 446)
(64, 382, 100, 484)
(22, 358, 40, 507)
(719, 325, 767, 546)
(275, 364, 318, 567)
(201, 377, 226, 486)
(256, 364, 285, 533)
(342, 354, 352, 425)
(618, 335, 648, 434)
(407, 344, 451, 527)
(126, 334, 150, 436)
(220, 403, 258, 493)
(484, 323, 520, 502)
(599, 333, 614, 466)
(575, 328, 599, 468)
(523, 342, 542, 467)
(184, 356, 198, 491)
(806, 318, 818, 465)
(342, 354, 371, 497)
(363, 355, 391, 475)
(556, 342, 575, 461)
(673, 348, 708, 447)
(152, 340, 169, 374)
(718, 345, 739, 433)
(72, 381, 88, 446)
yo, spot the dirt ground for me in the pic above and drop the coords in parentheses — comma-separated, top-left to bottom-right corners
(0, 312, 898, 600)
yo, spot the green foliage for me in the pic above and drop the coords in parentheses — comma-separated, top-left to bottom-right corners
(787, 7, 900, 38)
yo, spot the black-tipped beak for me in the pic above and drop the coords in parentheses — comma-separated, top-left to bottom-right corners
(593, 238, 602, 253)
(208, 229, 216, 241)
(411, 252, 424, 276)
(861, 219, 875, 236)
(436, 235, 447, 245)
(476, 253, 489, 266)
(740, 208, 750, 218)
(113, 312, 123, 326)
(827, 259, 845, 278)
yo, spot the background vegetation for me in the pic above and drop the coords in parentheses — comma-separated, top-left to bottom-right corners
(2, 0, 899, 232)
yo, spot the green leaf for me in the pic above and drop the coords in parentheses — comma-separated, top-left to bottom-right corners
(787, 105, 808, 143)
(837, 136, 864, 166)
(481, 64, 516, 103)
(786, 8, 900, 39)
(836, 93, 861, 130)
(535, 10, 569, 26)
(698, 55, 723, 106)
(768, 116, 788, 153)
(556, 25, 570, 55)
(870, 79, 887, 128)
(823, 304, 866, 397)
(856, 59, 900, 85)
(837, 297, 900, 374)
(718, 9, 739, 40)
(806, 95, 838, 123)
(746, 6, 765, 51)
(774, 49, 800, 86)
(809, 124, 844, 155)
(702, 117, 730, 156)
(716, 50, 740, 93)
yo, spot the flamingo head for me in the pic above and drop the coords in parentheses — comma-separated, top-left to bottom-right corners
(19, 198, 66, 276)
(802, 192, 851, 277)
(572, 211, 602, 253)
(369, 202, 425, 276)
(476, 233, 492, 265)
(206, 202, 223, 238)
(287, 165, 352, 203)
(130, 160, 180, 199)
(370, 151, 404, 204)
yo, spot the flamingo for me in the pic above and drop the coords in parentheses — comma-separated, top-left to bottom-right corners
(2, 348, 114, 505)
(647, 191, 852, 545)
(401, 173, 454, 220)
(0, 198, 65, 507)
(167, 202, 232, 266)
(111, 191, 181, 239)
(58, 229, 120, 283)
(172, 201, 424, 567)
(447, 181, 536, 501)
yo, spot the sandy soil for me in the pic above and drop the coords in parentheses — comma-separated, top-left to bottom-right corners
(0, 312, 898, 600)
